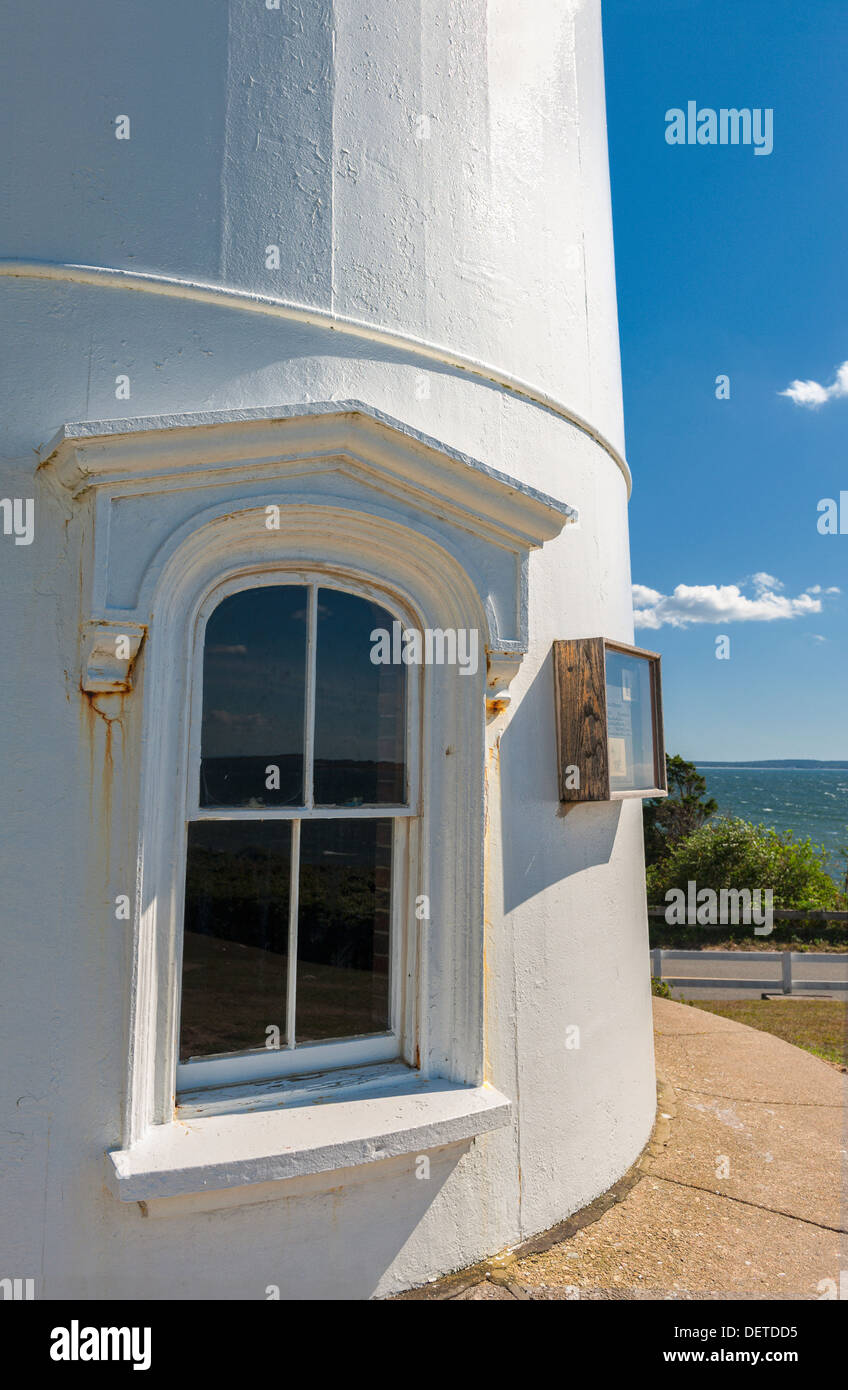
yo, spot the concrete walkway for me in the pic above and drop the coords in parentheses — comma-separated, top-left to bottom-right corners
(397, 998, 846, 1300)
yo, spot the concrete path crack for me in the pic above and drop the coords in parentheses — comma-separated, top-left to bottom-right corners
(673, 1083, 845, 1108)
(641, 1171, 848, 1235)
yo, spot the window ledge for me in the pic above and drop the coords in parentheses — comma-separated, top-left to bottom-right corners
(107, 1074, 511, 1203)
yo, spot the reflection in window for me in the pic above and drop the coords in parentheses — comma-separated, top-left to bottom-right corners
(180, 582, 408, 1073)
(181, 821, 291, 1060)
(296, 819, 392, 1041)
(314, 588, 405, 805)
(200, 586, 306, 807)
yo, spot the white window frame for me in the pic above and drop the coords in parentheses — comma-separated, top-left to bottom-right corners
(176, 569, 422, 1093)
(124, 502, 494, 1151)
(41, 404, 576, 1195)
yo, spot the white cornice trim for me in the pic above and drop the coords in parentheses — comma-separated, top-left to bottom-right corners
(4, 258, 631, 494)
(39, 400, 577, 551)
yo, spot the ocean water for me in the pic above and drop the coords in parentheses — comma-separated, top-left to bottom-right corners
(696, 767, 848, 883)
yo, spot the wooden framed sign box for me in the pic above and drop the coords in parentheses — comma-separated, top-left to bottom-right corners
(553, 638, 668, 802)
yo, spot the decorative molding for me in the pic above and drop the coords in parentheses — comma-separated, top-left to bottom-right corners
(81, 620, 146, 692)
(39, 400, 576, 551)
(40, 403, 575, 668)
(485, 646, 525, 713)
(6, 257, 631, 493)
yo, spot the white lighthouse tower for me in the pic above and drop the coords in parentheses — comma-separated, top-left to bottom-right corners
(0, 0, 655, 1298)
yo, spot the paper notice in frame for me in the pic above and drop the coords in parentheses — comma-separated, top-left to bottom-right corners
(608, 736, 628, 779)
(605, 673, 634, 784)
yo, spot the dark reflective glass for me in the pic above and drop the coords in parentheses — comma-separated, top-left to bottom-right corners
(200, 586, 307, 807)
(180, 821, 291, 1060)
(296, 819, 392, 1043)
(313, 589, 405, 805)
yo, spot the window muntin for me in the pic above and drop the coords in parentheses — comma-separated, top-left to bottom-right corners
(177, 578, 412, 1091)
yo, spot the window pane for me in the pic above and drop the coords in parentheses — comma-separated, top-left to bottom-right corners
(604, 648, 657, 791)
(200, 586, 307, 807)
(313, 589, 406, 805)
(296, 819, 392, 1043)
(180, 821, 291, 1060)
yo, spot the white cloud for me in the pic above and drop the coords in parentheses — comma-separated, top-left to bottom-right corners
(780, 359, 848, 408)
(631, 584, 663, 607)
(751, 572, 782, 595)
(632, 574, 838, 630)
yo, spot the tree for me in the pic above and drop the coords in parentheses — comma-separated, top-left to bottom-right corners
(643, 754, 718, 867)
(646, 816, 843, 910)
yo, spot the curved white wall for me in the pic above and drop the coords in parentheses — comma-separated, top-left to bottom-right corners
(0, 0, 655, 1297)
(1, 0, 623, 449)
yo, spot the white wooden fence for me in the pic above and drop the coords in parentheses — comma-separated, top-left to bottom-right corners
(650, 948, 848, 995)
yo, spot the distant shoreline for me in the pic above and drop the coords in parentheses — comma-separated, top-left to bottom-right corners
(695, 761, 848, 770)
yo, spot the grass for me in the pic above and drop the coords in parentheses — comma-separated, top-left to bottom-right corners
(686, 998, 848, 1069)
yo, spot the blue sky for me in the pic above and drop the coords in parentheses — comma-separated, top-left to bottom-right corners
(602, 0, 847, 760)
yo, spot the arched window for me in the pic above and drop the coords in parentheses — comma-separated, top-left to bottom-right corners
(57, 406, 559, 1187)
(177, 577, 416, 1092)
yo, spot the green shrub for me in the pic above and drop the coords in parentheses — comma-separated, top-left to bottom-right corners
(651, 976, 672, 999)
(646, 816, 844, 911)
(643, 754, 717, 868)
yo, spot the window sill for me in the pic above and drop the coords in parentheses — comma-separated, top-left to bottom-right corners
(107, 1068, 511, 1203)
